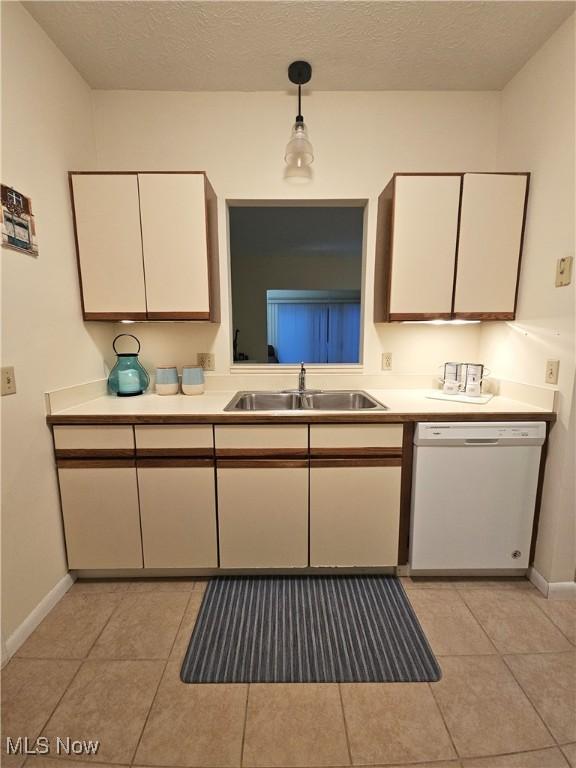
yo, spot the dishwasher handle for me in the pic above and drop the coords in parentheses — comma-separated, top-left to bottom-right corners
(464, 438, 500, 445)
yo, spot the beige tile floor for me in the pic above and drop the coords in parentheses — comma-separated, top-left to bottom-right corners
(2, 576, 575, 768)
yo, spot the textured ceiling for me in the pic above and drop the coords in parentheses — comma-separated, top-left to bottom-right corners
(24, 1, 575, 91)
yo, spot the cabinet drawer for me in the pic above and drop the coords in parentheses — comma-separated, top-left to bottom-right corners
(215, 425, 308, 457)
(310, 463, 401, 567)
(53, 425, 134, 456)
(135, 425, 213, 456)
(310, 424, 403, 456)
(217, 462, 308, 568)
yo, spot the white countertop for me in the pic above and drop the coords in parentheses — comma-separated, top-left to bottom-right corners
(48, 388, 553, 421)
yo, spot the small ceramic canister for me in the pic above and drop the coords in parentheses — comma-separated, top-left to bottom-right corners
(155, 365, 179, 395)
(182, 365, 205, 395)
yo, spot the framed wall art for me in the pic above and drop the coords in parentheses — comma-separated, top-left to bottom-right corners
(1, 184, 39, 256)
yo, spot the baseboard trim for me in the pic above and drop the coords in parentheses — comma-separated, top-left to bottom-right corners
(2, 572, 75, 666)
(528, 566, 576, 599)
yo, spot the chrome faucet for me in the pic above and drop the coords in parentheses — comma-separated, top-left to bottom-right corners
(298, 362, 306, 393)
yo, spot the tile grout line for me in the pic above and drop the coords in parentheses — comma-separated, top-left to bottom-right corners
(426, 680, 461, 761)
(83, 591, 132, 659)
(527, 593, 576, 646)
(500, 653, 565, 747)
(453, 592, 501, 656)
(128, 589, 198, 766)
(15, 591, 129, 752)
(28, 658, 86, 751)
(337, 683, 354, 766)
(239, 682, 251, 767)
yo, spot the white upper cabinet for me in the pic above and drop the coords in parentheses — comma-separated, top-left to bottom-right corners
(453, 173, 529, 318)
(70, 171, 220, 321)
(388, 175, 461, 319)
(374, 172, 529, 322)
(138, 173, 212, 319)
(71, 174, 147, 318)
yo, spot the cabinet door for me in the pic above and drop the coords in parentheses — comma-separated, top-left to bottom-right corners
(310, 461, 401, 567)
(454, 173, 529, 318)
(137, 461, 217, 568)
(138, 173, 210, 319)
(217, 461, 308, 568)
(389, 175, 461, 319)
(58, 462, 143, 569)
(70, 174, 147, 319)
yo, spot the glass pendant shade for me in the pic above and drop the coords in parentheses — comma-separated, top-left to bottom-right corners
(285, 121, 314, 168)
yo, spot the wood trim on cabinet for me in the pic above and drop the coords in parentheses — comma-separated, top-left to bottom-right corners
(388, 313, 453, 322)
(204, 175, 221, 323)
(215, 448, 309, 459)
(373, 177, 395, 323)
(69, 172, 87, 320)
(217, 459, 309, 469)
(310, 458, 402, 468)
(55, 448, 135, 460)
(135, 447, 214, 458)
(69, 171, 209, 176)
(83, 312, 149, 321)
(397, 422, 415, 565)
(137, 458, 214, 468)
(310, 447, 402, 459)
(452, 312, 515, 321)
(512, 173, 530, 318)
(450, 175, 465, 314)
(145, 311, 211, 321)
(46, 412, 557, 426)
(529, 419, 550, 564)
(56, 458, 136, 469)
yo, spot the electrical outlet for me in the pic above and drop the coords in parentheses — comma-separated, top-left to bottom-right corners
(1, 366, 16, 396)
(197, 352, 215, 371)
(382, 352, 392, 371)
(556, 256, 573, 287)
(545, 359, 560, 385)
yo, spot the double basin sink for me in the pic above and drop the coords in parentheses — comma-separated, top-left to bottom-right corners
(224, 390, 387, 412)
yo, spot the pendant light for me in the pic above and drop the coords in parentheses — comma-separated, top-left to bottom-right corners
(285, 61, 314, 171)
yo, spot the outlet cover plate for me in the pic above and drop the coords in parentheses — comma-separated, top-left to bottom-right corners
(197, 352, 215, 371)
(382, 352, 392, 371)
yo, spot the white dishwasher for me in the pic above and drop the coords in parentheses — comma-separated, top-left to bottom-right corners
(410, 422, 546, 571)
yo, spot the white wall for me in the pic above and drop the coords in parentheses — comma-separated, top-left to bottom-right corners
(1, 4, 111, 640)
(480, 15, 575, 583)
(92, 89, 500, 374)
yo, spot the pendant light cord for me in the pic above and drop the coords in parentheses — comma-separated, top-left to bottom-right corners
(298, 83, 302, 121)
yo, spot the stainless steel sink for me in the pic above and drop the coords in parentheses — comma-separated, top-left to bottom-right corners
(302, 391, 385, 410)
(223, 390, 387, 411)
(224, 392, 302, 411)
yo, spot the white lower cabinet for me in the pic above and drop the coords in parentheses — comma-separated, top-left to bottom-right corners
(217, 462, 309, 568)
(310, 462, 402, 567)
(137, 462, 218, 568)
(58, 463, 143, 569)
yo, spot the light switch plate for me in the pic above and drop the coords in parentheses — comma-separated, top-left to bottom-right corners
(545, 359, 560, 385)
(555, 256, 573, 287)
(197, 352, 215, 371)
(1, 366, 16, 395)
